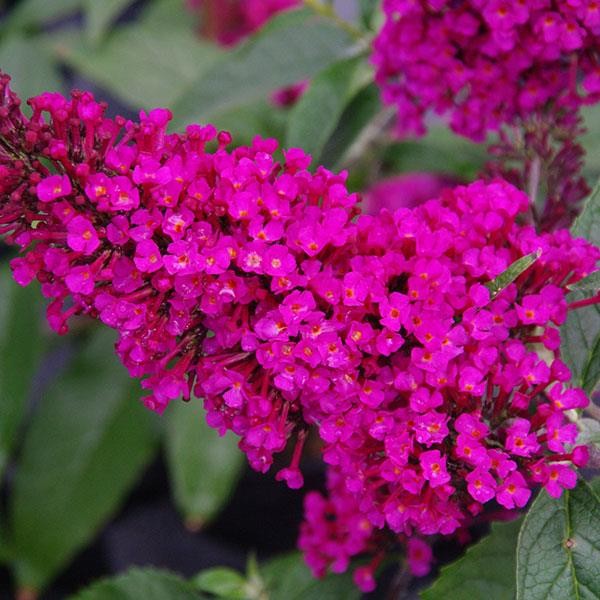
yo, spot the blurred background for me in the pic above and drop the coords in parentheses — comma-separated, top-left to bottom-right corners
(0, 1, 599, 598)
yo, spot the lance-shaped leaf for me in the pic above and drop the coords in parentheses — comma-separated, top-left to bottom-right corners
(72, 567, 206, 600)
(516, 479, 600, 600)
(171, 9, 358, 126)
(0, 36, 63, 100)
(0, 266, 46, 480)
(320, 82, 381, 169)
(421, 518, 522, 600)
(84, 0, 135, 44)
(9, 329, 159, 591)
(3, 0, 82, 32)
(165, 399, 244, 528)
(562, 298, 600, 395)
(53, 23, 220, 110)
(572, 180, 600, 244)
(286, 56, 367, 163)
(193, 567, 247, 599)
(562, 180, 600, 394)
(568, 271, 600, 295)
(485, 250, 541, 299)
(261, 552, 360, 600)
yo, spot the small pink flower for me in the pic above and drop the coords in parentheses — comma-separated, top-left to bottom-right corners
(37, 174, 72, 203)
(407, 538, 433, 577)
(505, 418, 540, 457)
(66, 216, 100, 255)
(264, 245, 296, 276)
(379, 292, 410, 331)
(342, 272, 369, 307)
(65, 264, 95, 295)
(496, 472, 531, 509)
(134, 240, 163, 273)
(414, 411, 449, 446)
(545, 464, 577, 498)
(420, 450, 451, 487)
(454, 412, 489, 441)
(456, 434, 489, 467)
(353, 565, 376, 592)
(488, 449, 517, 478)
(466, 468, 497, 503)
(275, 467, 304, 489)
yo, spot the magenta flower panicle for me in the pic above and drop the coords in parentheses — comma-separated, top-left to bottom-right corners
(373, 0, 600, 141)
(296, 178, 598, 583)
(0, 70, 358, 481)
(1, 70, 599, 589)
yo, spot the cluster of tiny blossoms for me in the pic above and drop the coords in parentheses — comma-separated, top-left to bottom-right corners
(1, 74, 598, 591)
(372, 0, 600, 140)
(0, 73, 361, 480)
(297, 181, 598, 590)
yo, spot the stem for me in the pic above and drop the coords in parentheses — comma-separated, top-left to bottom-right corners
(385, 560, 410, 600)
(304, 0, 367, 42)
(585, 401, 600, 422)
(341, 107, 396, 177)
(527, 155, 541, 220)
(567, 294, 600, 311)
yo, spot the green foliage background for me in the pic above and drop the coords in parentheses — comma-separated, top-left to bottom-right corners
(0, 0, 599, 598)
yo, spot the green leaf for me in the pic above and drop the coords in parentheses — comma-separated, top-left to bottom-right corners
(193, 567, 247, 599)
(262, 552, 360, 600)
(562, 182, 600, 394)
(2, 0, 82, 33)
(286, 56, 366, 162)
(382, 126, 487, 180)
(568, 271, 600, 295)
(358, 0, 379, 29)
(171, 9, 358, 127)
(562, 302, 600, 395)
(84, 0, 135, 44)
(164, 400, 243, 528)
(139, 0, 198, 33)
(53, 24, 220, 109)
(516, 479, 600, 600)
(320, 82, 381, 170)
(208, 100, 288, 149)
(9, 329, 159, 591)
(421, 518, 522, 600)
(71, 567, 205, 600)
(0, 265, 46, 479)
(577, 418, 600, 447)
(581, 106, 600, 185)
(0, 36, 63, 100)
(485, 250, 542, 299)
(572, 180, 600, 244)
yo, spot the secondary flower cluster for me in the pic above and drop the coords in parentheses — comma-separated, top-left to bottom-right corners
(1, 73, 598, 591)
(296, 180, 598, 590)
(372, 0, 600, 140)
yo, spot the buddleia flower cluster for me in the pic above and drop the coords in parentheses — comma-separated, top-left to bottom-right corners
(372, 0, 600, 230)
(372, 0, 600, 141)
(297, 179, 598, 589)
(0, 73, 598, 591)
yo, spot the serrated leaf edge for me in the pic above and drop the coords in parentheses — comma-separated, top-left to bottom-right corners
(515, 480, 600, 600)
